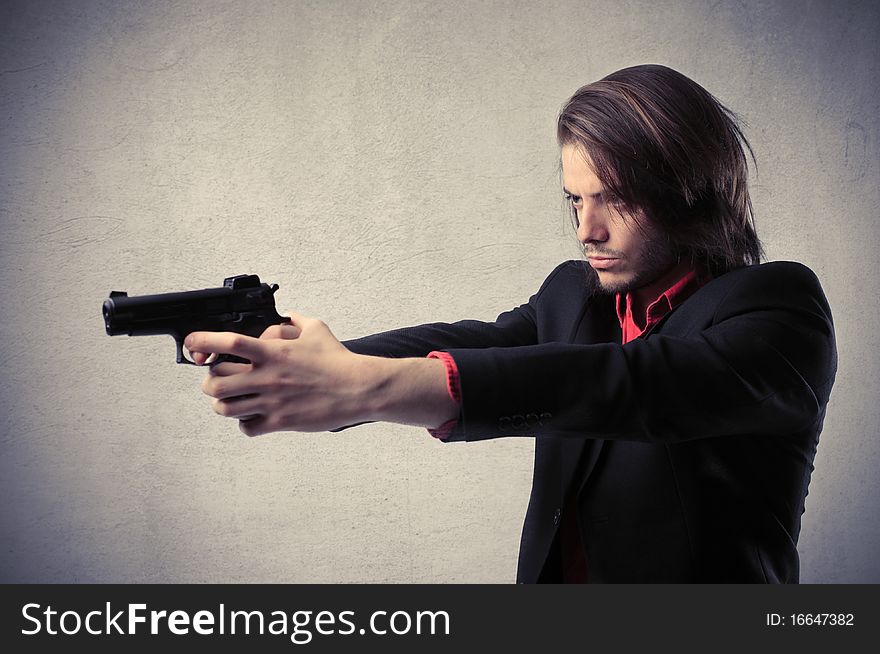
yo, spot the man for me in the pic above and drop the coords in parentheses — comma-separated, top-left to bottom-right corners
(186, 65, 837, 583)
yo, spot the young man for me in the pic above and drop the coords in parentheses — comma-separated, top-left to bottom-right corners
(186, 65, 837, 583)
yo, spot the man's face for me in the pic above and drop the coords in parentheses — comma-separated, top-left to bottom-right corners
(561, 144, 677, 295)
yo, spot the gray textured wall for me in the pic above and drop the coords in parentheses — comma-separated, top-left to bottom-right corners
(1, 0, 877, 583)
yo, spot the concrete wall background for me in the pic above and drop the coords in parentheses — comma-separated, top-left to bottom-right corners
(1, 0, 877, 583)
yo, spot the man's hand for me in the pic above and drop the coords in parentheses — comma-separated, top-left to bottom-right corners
(185, 312, 459, 437)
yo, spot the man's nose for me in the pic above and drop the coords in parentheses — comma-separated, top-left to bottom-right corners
(576, 206, 609, 244)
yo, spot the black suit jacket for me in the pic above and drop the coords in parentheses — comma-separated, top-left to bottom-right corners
(344, 260, 837, 583)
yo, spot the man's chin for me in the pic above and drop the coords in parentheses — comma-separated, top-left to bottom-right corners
(594, 270, 638, 295)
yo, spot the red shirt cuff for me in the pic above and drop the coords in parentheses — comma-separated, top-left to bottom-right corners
(427, 351, 461, 402)
(426, 351, 461, 440)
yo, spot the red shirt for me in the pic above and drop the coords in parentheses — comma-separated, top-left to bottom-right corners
(615, 267, 707, 344)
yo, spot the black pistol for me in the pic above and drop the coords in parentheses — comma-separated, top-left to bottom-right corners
(102, 274, 290, 364)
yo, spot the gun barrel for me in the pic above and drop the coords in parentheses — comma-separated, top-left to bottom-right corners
(103, 287, 233, 336)
(103, 279, 280, 337)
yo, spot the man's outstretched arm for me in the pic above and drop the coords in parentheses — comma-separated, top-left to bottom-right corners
(185, 312, 459, 437)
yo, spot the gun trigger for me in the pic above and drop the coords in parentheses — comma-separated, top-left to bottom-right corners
(175, 338, 196, 365)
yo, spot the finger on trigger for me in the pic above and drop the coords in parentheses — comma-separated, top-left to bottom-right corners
(184, 332, 265, 365)
(187, 348, 208, 365)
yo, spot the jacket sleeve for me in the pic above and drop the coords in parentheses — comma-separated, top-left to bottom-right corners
(341, 263, 573, 357)
(442, 262, 838, 443)
(332, 264, 571, 432)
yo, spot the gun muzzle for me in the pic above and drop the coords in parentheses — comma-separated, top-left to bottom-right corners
(102, 292, 129, 335)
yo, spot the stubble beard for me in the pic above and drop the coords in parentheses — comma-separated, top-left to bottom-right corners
(591, 236, 679, 296)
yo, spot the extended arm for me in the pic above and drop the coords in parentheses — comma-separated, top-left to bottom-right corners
(185, 315, 460, 436)
(187, 264, 559, 436)
(188, 262, 834, 442)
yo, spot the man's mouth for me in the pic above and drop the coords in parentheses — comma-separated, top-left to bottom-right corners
(587, 256, 619, 270)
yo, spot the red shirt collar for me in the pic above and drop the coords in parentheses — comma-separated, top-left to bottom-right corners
(615, 267, 708, 344)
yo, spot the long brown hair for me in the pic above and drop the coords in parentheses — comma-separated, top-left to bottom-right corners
(557, 64, 763, 277)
